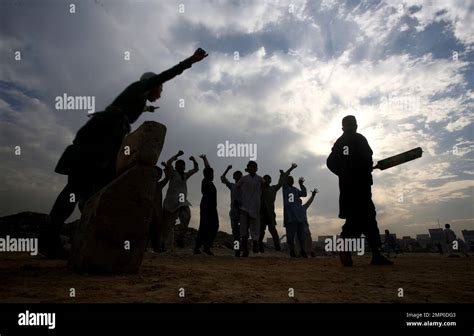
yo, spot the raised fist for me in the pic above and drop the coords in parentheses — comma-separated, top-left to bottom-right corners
(190, 48, 208, 63)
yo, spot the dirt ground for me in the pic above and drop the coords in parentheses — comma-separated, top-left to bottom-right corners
(0, 250, 472, 303)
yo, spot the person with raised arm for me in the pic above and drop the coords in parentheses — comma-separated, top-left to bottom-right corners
(44, 48, 208, 259)
(150, 162, 173, 252)
(194, 155, 219, 255)
(221, 165, 243, 257)
(162, 150, 199, 249)
(282, 176, 308, 258)
(259, 163, 298, 253)
(301, 188, 318, 257)
(235, 161, 263, 257)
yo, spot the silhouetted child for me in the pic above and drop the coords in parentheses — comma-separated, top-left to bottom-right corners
(162, 151, 199, 249)
(194, 155, 219, 256)
(259, 163, 298, 252)
(235, 161, 263, 257)
(282, 176, 308, 258)
(221, 165, 243, 257)
(301, 188, 318, 257)
(443, 223, 469, 257)
(150, 163, 172, 252)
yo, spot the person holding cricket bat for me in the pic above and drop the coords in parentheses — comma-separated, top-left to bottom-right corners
(327, 115, 393, 266)
(43, 48, 208, 259)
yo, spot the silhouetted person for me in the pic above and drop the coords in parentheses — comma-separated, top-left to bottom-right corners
(235, 161, 263, 257)
(383, 229, 398, 258)
(443, 224, 459, 257)
(282, 176, 308, 258)
(327, 115, 392, 266)
(162, 151, 199, 249)
(149, 162, 172, 252)
(302, 188, 318, 257)
(194, 155, 219, 256)
(221, 165, 243, 257)
(259, 163, 297, 253)
(43, 49, 208, 258)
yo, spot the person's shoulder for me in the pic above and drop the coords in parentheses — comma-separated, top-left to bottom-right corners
(117, 80, 147, 99)
(355, 132, 369, 142)
(333, 133, 347, 146)
(124, 80, 143, 91)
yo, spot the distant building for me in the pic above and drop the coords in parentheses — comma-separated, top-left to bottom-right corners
(429, 228, 445, 253)
(383, 233, 397, 243)
(429, 228, 444, 242)
(399, 236, 417, 251)
(462, 230, 474, 251)
(416, 234, 431, 249)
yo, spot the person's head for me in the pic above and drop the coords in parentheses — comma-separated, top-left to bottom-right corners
(342, 115, 357, 133)
(148, 85, 163, 102)
(203, 167, 214, 181)
(263, 174, 272, 186)
(140, 72, 163, 102)
(246, 161, 258, 176)
(287, 176, 294, 186)
(385, 229, 390, 235)
(233, 170, 243, 182)
(175, 159, 186, 173)
(445, 223, 451, 229)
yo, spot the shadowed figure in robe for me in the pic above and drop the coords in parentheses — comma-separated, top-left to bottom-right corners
(259, 163, 298, 253)
(194, 155, 219, 256)
(221, 165, 243, 257)
(327, 115, 392, 266)
(161, 151, 199, 250)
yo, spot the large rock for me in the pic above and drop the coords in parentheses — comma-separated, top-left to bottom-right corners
(116, 121, 166, 175)
(70, 165, 158, 273)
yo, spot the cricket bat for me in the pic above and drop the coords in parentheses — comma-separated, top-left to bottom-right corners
(373, 147, 423, 170)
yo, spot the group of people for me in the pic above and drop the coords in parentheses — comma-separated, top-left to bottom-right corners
(220, 160, 318, 258)
(148, 150, 319, 258)
(43, 48, 396, 266)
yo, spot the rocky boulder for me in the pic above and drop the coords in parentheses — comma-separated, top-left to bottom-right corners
(70, 165, 158, 273)
(116, 121, 166, 175)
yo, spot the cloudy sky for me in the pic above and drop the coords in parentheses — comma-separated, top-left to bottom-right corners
(0, 0, 473, 239)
